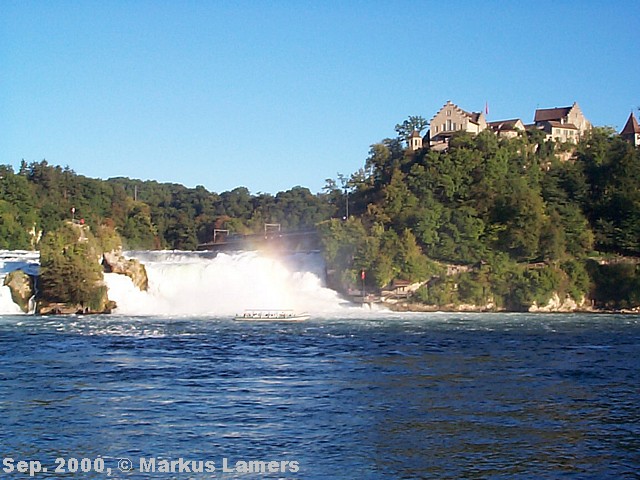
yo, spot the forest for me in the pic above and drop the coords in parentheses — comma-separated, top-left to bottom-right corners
(0, 160, 334, 250)
(1, 124, 639, 310)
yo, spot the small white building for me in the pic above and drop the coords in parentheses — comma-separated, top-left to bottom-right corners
(487, 119, 525, 139)
(408, 129, 423, 151)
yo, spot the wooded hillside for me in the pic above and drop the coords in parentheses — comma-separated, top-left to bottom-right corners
(2, 125, 639, 309)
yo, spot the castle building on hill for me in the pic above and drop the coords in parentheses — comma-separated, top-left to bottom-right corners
(487, 119, 526, 139)
(428, 100, 488, 150)
(533, 102, 591, 143)
(422, 100, 592, 151)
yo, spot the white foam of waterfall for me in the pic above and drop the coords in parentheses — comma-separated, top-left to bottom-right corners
(105, 250, 355, 316)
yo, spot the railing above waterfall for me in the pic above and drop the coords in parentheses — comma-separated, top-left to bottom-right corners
(196, 229, 321, 253)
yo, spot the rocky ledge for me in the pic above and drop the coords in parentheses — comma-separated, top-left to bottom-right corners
(103, 249, 149, 291)
(3, 270, 34, 313)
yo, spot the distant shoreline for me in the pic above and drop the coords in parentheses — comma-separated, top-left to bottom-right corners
(385, 301, 640, 315)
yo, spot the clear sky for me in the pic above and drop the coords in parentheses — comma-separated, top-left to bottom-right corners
(2, 1, 639, 195)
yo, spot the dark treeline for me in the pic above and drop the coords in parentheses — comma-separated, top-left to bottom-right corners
(0, 160, 336, 250)
(2, 125, 639, 308)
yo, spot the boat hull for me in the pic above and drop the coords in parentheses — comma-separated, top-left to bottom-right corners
(234, 310, 310, 321)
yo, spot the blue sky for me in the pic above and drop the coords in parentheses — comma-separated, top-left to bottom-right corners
(2, 1, 639, 194)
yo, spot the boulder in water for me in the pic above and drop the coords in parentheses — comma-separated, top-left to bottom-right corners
(102, 249, 149, 291)
(4, 269, 34, 313)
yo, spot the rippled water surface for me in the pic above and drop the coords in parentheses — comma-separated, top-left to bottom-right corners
(1, 313, 639, 479)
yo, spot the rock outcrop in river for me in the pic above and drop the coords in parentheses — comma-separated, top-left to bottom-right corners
(3, 269, 34, 313)
(103, 248, 149, 291)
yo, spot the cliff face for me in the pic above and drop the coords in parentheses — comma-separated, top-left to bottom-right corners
(386, 293, 589, 313)
(103, 249, 149, 291)
(529, 293, 589, 313)
(37, 296, 115, 315)
(3, 270, 34, 313)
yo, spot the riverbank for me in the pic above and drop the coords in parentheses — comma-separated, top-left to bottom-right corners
(385, 300, 640, 315)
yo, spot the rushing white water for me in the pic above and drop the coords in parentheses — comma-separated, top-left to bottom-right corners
(0, 249, 361, 317)
(105, 250, 355, 316)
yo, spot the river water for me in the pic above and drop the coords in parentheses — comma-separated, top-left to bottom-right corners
(0, 312, 638, 479)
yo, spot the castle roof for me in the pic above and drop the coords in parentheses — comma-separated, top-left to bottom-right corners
(620, 112, 640, 135)
(546, 121, 578, 130)
(487, 119, 522, 131)
(467, 111, 483, 124)
(534, 106, 573, 123)
(431, 100, 484, 125)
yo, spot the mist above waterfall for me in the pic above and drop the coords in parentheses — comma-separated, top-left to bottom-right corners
(105, 250, 354, 316)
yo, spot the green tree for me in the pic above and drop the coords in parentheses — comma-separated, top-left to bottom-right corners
(121, 202, 157, 249)
(395, 115, 428, 144)
(0, 165, 39, 248)
(491, 176, 546, 261)
(38, 222, 110, 311)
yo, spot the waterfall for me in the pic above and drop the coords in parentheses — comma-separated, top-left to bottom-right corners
(0, 249, 358, 317)
(105, 250, 353, 316)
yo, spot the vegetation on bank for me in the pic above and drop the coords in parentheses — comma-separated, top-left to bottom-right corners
(1, 124, 639, 310)
(320, 126, 640, 310)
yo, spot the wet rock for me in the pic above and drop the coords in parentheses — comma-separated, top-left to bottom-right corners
(103, 249, 149, 291)
(4, 270, 34, 313)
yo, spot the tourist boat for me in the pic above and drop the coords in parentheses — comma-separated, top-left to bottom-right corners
(234, 309, 310, 321)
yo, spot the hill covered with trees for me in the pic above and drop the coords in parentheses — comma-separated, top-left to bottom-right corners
(0, 160, 335, 250)
(320, 126, 640, 310)
(2, 124, 639, 310)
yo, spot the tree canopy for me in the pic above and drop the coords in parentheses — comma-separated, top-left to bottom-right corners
(320, 127, 640, 309)
(2, 122, 639, 310)
(0, 162, 338, 250)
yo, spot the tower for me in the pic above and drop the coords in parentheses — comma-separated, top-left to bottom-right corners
(409, 129, 423, 151)
(620, 112, 640, 147)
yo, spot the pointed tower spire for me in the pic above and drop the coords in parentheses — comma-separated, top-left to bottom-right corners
(620, 112, 640, 147)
